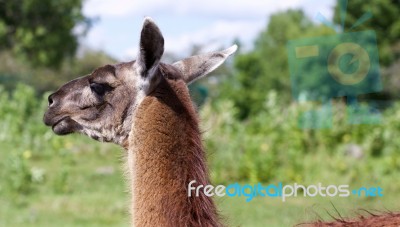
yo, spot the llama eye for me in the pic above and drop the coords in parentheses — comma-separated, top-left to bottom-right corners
(90, 83, 110, 96)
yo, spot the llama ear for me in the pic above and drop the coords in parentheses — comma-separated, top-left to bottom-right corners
(136, 17, 164, 93)
(172, 45, 237, 84)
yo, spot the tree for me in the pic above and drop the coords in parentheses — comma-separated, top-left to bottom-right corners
(0, 0, 91, 67)
(333, 0, 400, 100)
(230, 10, 334, 119)
(0, 49, 117, 94)
(333, 0, 400, 66)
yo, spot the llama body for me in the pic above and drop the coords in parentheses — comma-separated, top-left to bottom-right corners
(43, 17, 399, 226)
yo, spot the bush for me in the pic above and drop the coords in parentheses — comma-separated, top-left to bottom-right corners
(0, 84, 97, 195)
(1, 84, 399, 197)
(201, 90, 400, 192)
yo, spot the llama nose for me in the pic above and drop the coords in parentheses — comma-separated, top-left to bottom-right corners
(48, 93, 56, 107)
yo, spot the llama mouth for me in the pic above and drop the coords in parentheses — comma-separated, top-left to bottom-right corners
(51, 117, 69, 134)
(51, 117, 82, 135)
(52, 116, 67, 127)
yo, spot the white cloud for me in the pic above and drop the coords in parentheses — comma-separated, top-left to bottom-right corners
(83, 0, 142, 17)
(165, 20, 264, 54)
(83, 0, 335, 60)
(84, 0, 330, 19)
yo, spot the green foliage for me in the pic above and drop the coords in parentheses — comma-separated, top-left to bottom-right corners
(0, 84, 127, 226)
(0, 49, 117, 94)
(333, 0, 400, 66)
(229, 4, 400, 119)
(0, 83, 399, 226)
(0, 1, 399, 225)
(201, 92, 400, 188)
(0, 0, 91, 67)
(0, 84, 114, 195)
(229, 10, 335, 119)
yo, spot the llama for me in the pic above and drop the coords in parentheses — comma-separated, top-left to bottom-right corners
(43, 18, 399, 226)
(44, 17, 236, 226)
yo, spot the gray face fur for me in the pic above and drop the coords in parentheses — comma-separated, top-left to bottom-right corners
(43, 62, 139, 145)
(43, 17, 237, 147)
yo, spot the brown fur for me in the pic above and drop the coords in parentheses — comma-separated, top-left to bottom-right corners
(129, 65, 222, 226)
(301, 212, 400, 227)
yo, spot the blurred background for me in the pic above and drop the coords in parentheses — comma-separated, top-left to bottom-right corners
(1, 0, 400, 226)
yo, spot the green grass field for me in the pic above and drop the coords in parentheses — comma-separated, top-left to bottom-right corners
(1, 85, 399, 226)
(1, 135, 398, 227)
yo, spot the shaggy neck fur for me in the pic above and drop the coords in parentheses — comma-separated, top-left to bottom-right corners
(126, 66, 222, 227)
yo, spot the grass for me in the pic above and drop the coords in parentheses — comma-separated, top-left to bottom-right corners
(0, 137, 128, 227)
(1, 85, 399, 226)
(1, 136, 398, 227)
(218, 195, 399, 226)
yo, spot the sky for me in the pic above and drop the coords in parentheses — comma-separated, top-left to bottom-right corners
(81, 0, 335, 61)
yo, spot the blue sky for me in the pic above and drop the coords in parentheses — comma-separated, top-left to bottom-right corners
(82, 0, 335, 61)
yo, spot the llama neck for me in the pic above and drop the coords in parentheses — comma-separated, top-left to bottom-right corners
(127, 78, 221, 227)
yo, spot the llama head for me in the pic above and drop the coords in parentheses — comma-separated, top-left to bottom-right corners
(43, 17, 237, 147)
